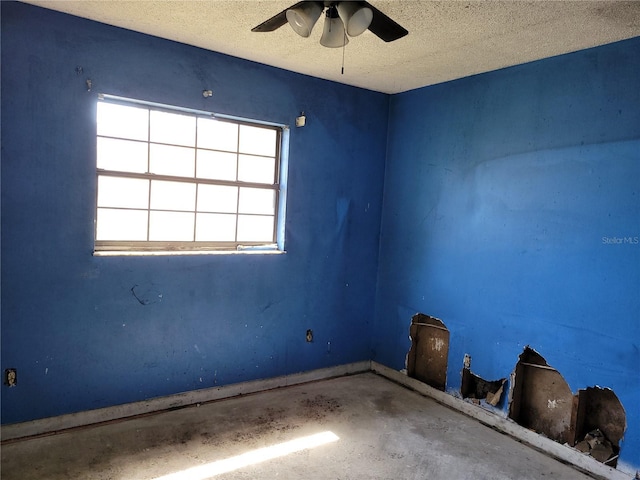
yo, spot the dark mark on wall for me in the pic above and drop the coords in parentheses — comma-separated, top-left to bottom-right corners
(131, 284, 163, 305)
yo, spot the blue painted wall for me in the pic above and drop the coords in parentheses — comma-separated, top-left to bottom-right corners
(3, 0, 639, 471)
(1, 3, 388, 423)
(374, 37, 640, 466)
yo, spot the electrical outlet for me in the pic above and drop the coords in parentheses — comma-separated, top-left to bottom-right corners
(463, 354, 471, 369)
(306, 329, 313, 342)
(4, 368, 17, 387)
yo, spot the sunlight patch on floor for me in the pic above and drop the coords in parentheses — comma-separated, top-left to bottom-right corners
(152, 431, 340, 480)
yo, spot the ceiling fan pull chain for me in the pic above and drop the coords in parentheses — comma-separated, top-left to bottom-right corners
(341, 30, 346, 75)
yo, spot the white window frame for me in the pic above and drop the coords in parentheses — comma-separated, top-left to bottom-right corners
(94, 94, 287, 255)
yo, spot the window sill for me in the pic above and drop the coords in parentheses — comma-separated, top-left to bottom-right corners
(93, 249, 285, 257)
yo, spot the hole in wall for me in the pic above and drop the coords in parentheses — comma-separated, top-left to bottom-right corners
(460, 357, 506, 407)
(508, 346, 574, 444)
(4, 368, 17, 387)
(507, 346, 628, 468)
(403, 316, 629, 468)
(573, 386, 626, 467)
(406, 313, 449, 391)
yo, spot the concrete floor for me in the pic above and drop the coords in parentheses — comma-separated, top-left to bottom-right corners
(1, 372, 594, 480)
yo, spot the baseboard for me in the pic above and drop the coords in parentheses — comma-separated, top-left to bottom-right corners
(0, 360, 371, 443)
(1, 359, 633, 479)
(370, 361, 631, 480)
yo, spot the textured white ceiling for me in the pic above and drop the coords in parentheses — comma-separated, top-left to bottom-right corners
(22, 0, 640, 94)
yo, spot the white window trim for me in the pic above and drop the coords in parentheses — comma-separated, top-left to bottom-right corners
(93, 94, 288, 256)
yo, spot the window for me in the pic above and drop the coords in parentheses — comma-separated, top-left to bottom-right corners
(94, 95, 286, 254)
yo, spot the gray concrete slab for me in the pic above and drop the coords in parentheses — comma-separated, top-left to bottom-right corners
(1, 372, 594, 479)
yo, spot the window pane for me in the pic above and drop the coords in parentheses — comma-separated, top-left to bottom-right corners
(97, 137, 148, 173)
(237, 215, 274, 242)
(149, 144, 195, 177)
(197, 150, 237, 181)
(97, 102, 149, 141)
(197, 184, 238, 213)
(196, 213, 236, 241)
(239, 125, 276, 156)
(95, 98, 284, 251)
(150, 180, 196, 211)
(96, 208, 148, 240)
(238, 187, 275, 215)
(149, 211, 194, 241)
(150, 111, 196, 147)
(97, 176, 149, 208)
(238, 155, 276, 184)
(197, 118, 238, 152)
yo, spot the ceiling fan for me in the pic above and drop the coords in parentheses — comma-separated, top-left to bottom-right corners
(251, 1, 408, 48)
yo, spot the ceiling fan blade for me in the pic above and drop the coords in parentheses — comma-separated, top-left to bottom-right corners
(251, 1, 308, 32)
(363, 1, 408, 42)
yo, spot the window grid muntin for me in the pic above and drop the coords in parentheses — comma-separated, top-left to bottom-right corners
(233, 123, 241, 241)
(95, 98, 281, 251)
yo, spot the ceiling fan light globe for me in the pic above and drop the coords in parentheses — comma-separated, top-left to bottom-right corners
(320, 15, 349, 48)
(286, 3, 323, 38)
(337, 3, 373, 37)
